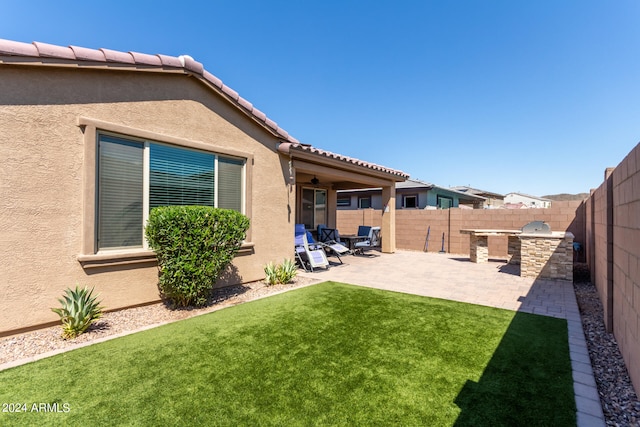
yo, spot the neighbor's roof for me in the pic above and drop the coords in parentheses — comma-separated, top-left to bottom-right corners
(399, 179, 485, 200)
(340, 178, 485, 200)
(505, 192, 552, 201)
(0, 38, 409, 180)
(450, 186, 504, 198)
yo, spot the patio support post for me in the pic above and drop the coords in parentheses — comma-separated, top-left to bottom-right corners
(381, 184, 396, 253)
(327, 187, 337, 228)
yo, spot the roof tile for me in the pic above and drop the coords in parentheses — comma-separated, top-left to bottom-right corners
(157, 54, 183, 68)
(264, 117, 278, 131)
(178, 55, 203, 74)
(0, 39, 38, 56)
(276, 127, 289, 139)
(69, 45, 106, 62)
(221, 84, 239, 101)
(129, 51, 162, 66)
(251, 106, 267, 122)
(99, 48, 135, 64)
(33, 41, 75, 60)
(202, 70, 223, 88)
(237, 96, 253, 111)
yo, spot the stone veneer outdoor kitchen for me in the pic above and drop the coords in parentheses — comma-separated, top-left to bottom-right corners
(519, 231, 574, 281)
(462, 229, 574, 281)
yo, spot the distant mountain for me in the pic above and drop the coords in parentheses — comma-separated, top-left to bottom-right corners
(543, 193, 589, 201)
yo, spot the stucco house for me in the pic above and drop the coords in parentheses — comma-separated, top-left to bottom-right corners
(450, 186, 505, 209)
(0, 39, 407, 336)
(503, 192, 552, 208)
(337, 179, 485, 210)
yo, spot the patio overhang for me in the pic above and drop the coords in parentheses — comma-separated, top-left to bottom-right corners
(278, 142, 408, 254)
(278, 142, 408, 189)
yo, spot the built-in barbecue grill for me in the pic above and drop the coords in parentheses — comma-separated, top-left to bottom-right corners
(521, 221, 551, 235)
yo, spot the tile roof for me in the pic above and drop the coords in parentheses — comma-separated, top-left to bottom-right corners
(0, 38, 409, 180)
(278, 143, 408, 178)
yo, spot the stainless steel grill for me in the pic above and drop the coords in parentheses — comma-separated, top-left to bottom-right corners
(521, 221, 551, 235)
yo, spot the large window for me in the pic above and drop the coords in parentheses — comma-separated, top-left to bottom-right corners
(97, 133, 245, 251)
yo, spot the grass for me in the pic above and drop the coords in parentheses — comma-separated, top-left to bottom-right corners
(0, 282, 575, 426)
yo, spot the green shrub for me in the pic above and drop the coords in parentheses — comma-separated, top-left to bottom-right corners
(145, 206, 250, 307)
(264, 259, 298, 286)
(51, 286, 104, 339)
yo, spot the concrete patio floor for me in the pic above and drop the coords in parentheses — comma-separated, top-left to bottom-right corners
(299, 250, 606, 427)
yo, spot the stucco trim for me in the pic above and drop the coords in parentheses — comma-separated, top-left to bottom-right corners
(77, 242, 255, 269)
(78, 116, 254, 259)
(77, 249, 158, 269)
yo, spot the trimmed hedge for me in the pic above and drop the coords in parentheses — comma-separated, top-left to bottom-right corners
(145, 206, 250, 307)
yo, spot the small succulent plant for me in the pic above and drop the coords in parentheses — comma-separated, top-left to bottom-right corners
(51, 286, 104, 339)
(264, 259, 298, 286)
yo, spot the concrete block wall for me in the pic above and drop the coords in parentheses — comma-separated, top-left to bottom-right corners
(583, 142, 640, 395)
(338, 201, 585, 257)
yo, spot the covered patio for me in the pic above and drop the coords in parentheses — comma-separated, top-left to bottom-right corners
(278, 142, 408, 253)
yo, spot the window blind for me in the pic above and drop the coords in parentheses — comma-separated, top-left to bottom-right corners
(217, 157, 244, 212)
(98, 136, 144, 250)
(149, 143, 215, 209)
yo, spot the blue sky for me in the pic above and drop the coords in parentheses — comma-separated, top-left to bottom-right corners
(4, 0, 640, 196)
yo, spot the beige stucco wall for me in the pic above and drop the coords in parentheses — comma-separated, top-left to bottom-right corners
(0, 66, 293, 335)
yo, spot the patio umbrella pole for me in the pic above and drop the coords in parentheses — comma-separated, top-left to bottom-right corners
(424, 226, 430, 252)
(439, 232, 446, 253)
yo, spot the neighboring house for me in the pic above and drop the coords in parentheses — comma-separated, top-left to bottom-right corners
(503, 192, 552, 208)
(450, 186, 505, 209)
(337, 179, 485, 210)
(0, 39, 407, 335)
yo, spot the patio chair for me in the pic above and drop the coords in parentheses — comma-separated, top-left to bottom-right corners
(354, 226, 381, 255)
(294, 224, 329, 272)
(312, 225, 350, 263)
(357, 225, 371, 238)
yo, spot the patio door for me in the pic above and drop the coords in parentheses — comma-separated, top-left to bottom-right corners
(301, 188, 326, 230)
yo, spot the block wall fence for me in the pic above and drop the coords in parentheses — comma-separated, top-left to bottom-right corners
(583, 142, 640, 395)
(337, 201, 585, 257)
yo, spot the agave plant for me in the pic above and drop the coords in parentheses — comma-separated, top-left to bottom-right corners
(51, 286, 104, 339)
(276, 258, 298, 284)
(264, 262, 278, 286)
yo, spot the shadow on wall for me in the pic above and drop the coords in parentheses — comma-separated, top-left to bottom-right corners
(214, 264, 243, 289)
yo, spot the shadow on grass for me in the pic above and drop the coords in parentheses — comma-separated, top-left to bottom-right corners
(453, 285, 576, 426)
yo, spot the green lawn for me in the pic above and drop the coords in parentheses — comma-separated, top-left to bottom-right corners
(0, 282, 575, 426)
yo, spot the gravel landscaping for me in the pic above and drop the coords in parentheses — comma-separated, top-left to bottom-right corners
(1, 273, 639, 426)
(574, 280, 640, 426)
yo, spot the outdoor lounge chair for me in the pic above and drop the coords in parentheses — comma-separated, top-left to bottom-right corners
(294, 224, 329, 272)
(354, 226, 381, 255)
(317, 225, 351, 262)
